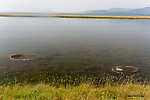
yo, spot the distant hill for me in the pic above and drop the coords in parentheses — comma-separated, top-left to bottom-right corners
(60, 7, 150, 16)
(1, 7, 150, 16)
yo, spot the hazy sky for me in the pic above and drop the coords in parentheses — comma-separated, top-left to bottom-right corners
(0, 0, 150, 12)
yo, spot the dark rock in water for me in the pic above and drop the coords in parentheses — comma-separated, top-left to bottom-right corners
(112, 66, 139, 75)
(10, 53, 60, 61)
(10, 54, 37, 61)
(110, 66, 149, 85)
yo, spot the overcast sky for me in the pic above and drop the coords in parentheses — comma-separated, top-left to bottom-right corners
(0, 0, 150, 12)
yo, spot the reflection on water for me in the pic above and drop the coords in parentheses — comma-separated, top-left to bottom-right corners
(0, 17, 150, 84)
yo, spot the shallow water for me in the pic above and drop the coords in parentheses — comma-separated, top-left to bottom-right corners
(0, 17, 150, 83)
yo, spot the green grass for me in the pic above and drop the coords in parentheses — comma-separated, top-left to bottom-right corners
(0, 83, 149, 100)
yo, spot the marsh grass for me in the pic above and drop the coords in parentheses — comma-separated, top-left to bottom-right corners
(0, 82, 150, 100)
(0, 72, 149, 100)
(54, 15, 150, 19)
(1, 14, 150, 19)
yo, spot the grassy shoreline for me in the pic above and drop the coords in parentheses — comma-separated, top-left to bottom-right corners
(54, 15, 150, 19)
(0, 14, 150, 19)
(0, 83, 149, 100)
(1, 71, 149, 99)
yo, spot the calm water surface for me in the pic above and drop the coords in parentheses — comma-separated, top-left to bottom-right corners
(0, 17, 150, 83)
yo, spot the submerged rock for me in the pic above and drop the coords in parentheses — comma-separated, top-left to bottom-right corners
(112, 66, 139, 75)
(10, 54, 39, 61)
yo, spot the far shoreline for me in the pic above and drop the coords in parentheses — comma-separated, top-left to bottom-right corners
(0, 14, 150, 19)
(54, 15, 150, 19)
